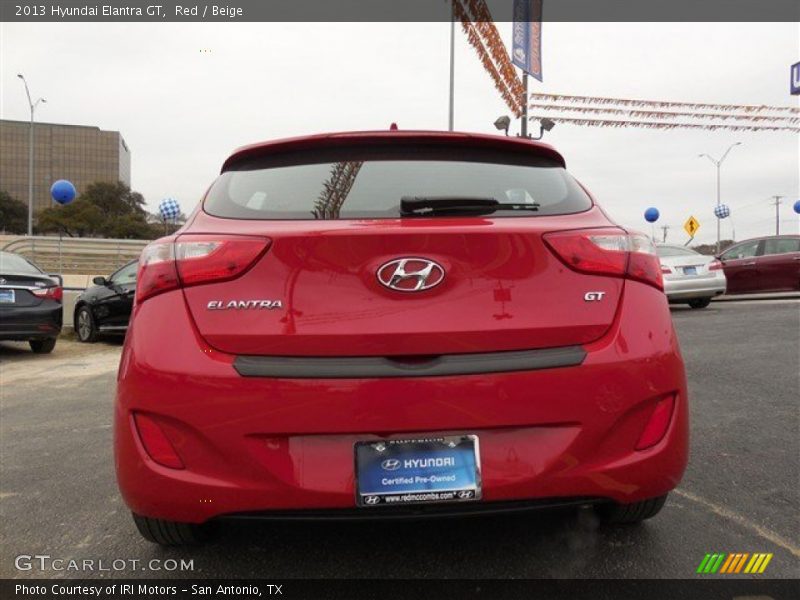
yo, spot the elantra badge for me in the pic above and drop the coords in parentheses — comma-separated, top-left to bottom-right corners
(207, 299, 283, 310)
(377, 258, 445, 292)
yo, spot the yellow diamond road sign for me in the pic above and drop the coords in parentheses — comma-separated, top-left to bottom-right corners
(684, 216, 700, 237)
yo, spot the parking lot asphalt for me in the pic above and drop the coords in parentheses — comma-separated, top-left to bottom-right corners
(0, 300, 798, 580)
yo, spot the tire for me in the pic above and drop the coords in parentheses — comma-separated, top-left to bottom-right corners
(595, 493, 668, 525)
(688, 298, 712, 309)
(29, 338, 57, 354)
(75, 306, 98, 343)
(132, 513, 208, 546)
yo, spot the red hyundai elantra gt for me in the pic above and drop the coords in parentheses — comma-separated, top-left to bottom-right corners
(115, 131, 688, 544)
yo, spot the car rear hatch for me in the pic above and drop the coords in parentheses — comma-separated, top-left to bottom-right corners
(142, 133, 657, 358)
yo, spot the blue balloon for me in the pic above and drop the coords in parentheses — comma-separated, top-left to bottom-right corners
(644, 207, 660, 223)
(50, 180, 76, 205)
(794, 200, 800, 215)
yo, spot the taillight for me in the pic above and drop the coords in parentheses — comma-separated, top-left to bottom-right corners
(32, 286, 63, 303)
(136, 235, 270, 303)
(543, 228, 664, 291)
(661, 265, 672, 274)
(708, 260, 723, 271)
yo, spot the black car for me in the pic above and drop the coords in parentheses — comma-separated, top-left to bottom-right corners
(74, 260, 137, 342)
(0, 251, 63, 353)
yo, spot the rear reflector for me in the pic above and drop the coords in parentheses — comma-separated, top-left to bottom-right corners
(543, 228, 664, 291)
(136, 235, 270, 303)
(31, 286, 63, 303)
(133, 413, 184, 469)
(636, 395, 676, 450)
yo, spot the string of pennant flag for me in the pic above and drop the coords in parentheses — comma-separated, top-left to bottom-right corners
(529, 92, 800, 114)
(526, 115, 800, 133)
(527, 93, 800, 132)
(454, 0, 524, 116)
(527, 102, 800, 124)
(454, 1, 799, 132)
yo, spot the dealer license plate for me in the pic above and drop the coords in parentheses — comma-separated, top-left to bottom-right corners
(355, 435, 481, 507)
(0, 289, 15, 304)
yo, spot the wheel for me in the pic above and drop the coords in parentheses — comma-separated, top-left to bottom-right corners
(595, 493, 668, 524)
(29, 338, 57, 353)
(75, 306, 98, 342)
(688, 298, 712, 309)
(132, 513, 208, 546)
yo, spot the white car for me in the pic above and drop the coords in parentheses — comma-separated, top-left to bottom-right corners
(656, 245, 727, 309)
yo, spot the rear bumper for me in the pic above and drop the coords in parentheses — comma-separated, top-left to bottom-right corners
(0, 303, 62, 340)
(664, 274, 726, 301)
(115, 282, 688, 524)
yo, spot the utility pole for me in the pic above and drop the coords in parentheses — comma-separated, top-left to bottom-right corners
(448, 2, 455, 131)
(520, 72, 528, 137)
(772, 196, 783, 235)
(660, 225, 670, 243)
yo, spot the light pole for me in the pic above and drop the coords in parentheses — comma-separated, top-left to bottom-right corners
(699, 142, 740, 255)
(448, 3, 455, 131)
(17, 74, 46, 237)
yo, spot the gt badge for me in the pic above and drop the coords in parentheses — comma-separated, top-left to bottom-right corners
(584, 291, 606, 302)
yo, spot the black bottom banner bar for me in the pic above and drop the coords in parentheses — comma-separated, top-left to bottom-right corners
(2, 579, 799, 600)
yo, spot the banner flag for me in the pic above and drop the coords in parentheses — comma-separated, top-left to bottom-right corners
(512, 0, 543, 81)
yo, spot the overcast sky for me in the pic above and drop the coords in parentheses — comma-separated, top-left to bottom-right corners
(2, 21, 798, 244)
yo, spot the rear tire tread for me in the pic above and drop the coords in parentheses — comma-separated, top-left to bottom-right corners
(132, 513, 206, 545)
(29, 338, 57, 353)
(596, 493, 668, 524)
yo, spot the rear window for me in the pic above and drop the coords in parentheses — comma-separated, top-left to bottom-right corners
(204, 145, 592, 220)
(0, 252, 41, 275)
(656, 246, 699, 257)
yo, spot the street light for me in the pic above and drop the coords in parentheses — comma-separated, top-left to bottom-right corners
(17, 74, 46, 237)
(699, 141, 741, 255)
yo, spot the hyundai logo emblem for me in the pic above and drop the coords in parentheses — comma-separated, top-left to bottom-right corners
(377, 258, 445, 292)
(364, 495, 380, 505)
(380, 458, 401, 471)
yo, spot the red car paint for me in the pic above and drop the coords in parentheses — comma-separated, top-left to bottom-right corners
(115, 131, 688, 524)
(719, 235, 800, 294)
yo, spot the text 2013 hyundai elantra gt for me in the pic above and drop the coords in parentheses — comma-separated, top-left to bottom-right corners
(115, 130, 688, 544)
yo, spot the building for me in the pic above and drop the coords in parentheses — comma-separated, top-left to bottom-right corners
(0, 119, 131, 214)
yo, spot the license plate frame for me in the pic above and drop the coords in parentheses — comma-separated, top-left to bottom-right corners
(0, 289, 15, 304)
(354, 435, 481, 507)
(683, 266, 698, 276)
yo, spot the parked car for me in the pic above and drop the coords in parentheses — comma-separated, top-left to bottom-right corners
(115, 130, 688, 545)
(718, 235, 800, 294)
(656, 244, 726, 308)
(73, 260, 137, 342)
(0, 251, 63, 353)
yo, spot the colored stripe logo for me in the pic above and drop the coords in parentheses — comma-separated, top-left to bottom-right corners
(696, 553, 773, 574)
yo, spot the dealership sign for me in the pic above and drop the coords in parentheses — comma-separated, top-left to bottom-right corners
(791, 62, 800, 95)
(512, 0, 543, 81)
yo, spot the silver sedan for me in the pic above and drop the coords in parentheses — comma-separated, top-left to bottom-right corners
(656, 245, 727, 309)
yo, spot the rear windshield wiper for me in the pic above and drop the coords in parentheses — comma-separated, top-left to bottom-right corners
(400, 196, 540, 216)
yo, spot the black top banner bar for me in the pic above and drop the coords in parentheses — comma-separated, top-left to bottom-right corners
(2, 0, 799, 22)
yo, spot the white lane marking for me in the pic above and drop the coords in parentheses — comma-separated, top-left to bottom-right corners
(674, 488, 800, 558)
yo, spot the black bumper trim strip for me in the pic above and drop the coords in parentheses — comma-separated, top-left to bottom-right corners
(233, 345, 587, 379)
